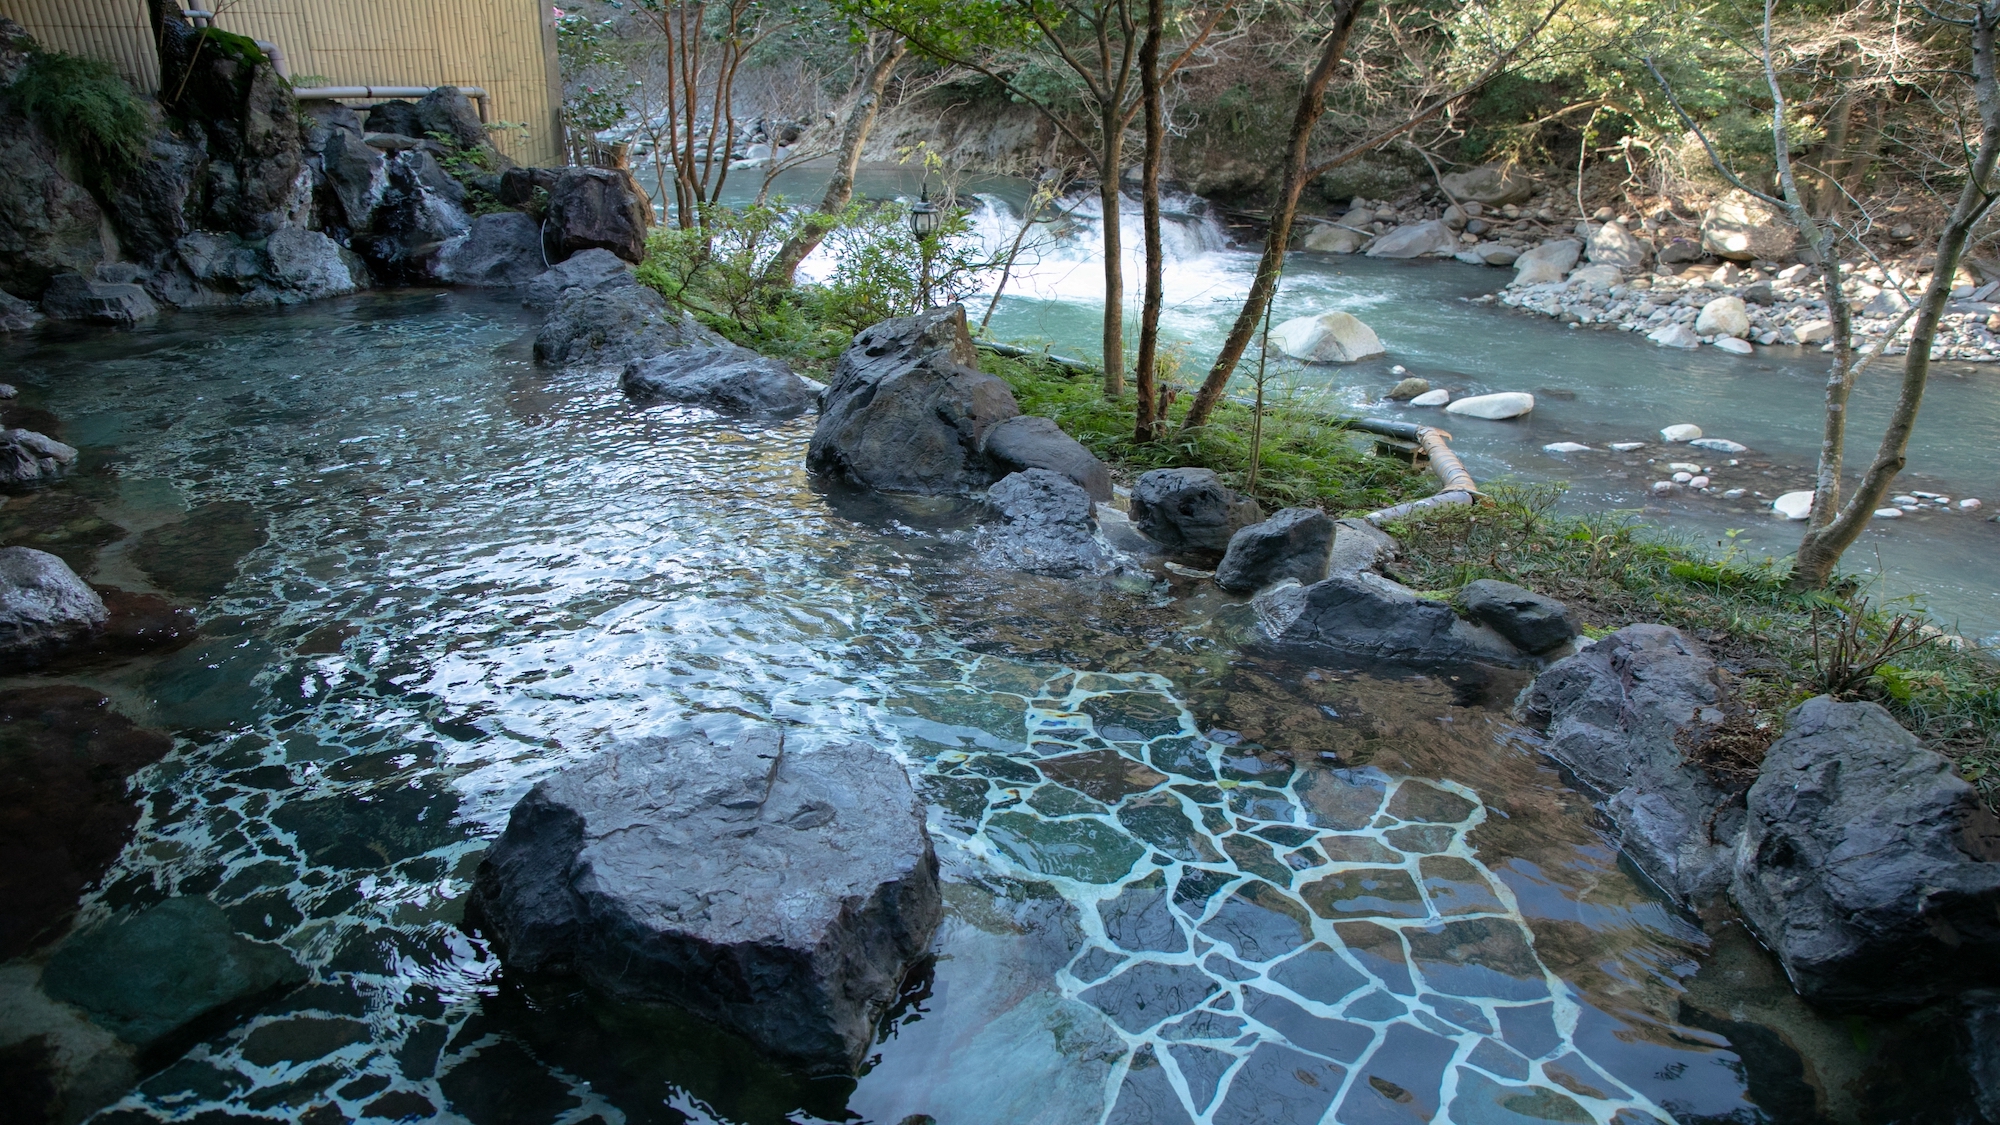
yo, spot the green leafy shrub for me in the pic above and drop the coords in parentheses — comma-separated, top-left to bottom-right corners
(9, 48, 151, 189)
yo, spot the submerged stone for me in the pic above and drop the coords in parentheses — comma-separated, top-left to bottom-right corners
(466, 725, 942, 1074)
(986, 811, 1145, 885)
(1078, 959, 1218, 1033)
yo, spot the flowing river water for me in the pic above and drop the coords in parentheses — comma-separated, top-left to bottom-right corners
(0, 173, 1985, 1124)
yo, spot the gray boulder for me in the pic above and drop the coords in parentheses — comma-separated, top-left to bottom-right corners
(437, 212, 547, 286)
(1733, 696, 2000, 1009)
(41, 896, 306, 1049)
(466, 724, 942, 1075)
(1585, 222, 1651, 270)
(1460, 579, 1579, 654)
(417, 85, 488, 150)
(363, 99, 423, 138)
(499, 166, 562, 211)
(808, 305, 1021, 494)
(1128, 467, 1262, 557)
(549, 168, 652, 264)
(1, 426, 79, 484)
(535, 283, 722, 368)
(981, 415, 1111, 502)
(0, 97, 106, 299)
(39, 273, 159, 325)
(0, 546, 109, 668)
(1256, 571, 1531, 667)
(1327, 517, 1397, 576)
(353, 150, 470, 283)
(1440, 163, 1535, 206)
(524, 247, 633, 307)
(1365, 220, 1457, 259)
(265, 227, 366, 299)
(978, 469, 1116, 577)
(318, 125, 385, 231)
(1522, 625, 1738, 901)
(1512, 240, 1582, 286)
(621, 344, 817, 418)
(1215, 508, 1334, 592)
(1, 289, 41, 333)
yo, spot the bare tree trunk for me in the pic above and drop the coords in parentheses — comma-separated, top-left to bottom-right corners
(1180, 0, 1364, 431)
(1099, 104, 1127, 398)
(1792, 3, 2000, 588)
(1133, 0, 1165, 439)
(765, 36, 906, 287)
(1840, 95, 1886, 205)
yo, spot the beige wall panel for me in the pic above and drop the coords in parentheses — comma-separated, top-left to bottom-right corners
(3, 0, 563, 165)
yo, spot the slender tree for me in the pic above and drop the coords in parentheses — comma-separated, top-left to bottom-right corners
(765, 32, 910, 285)
(1134, 0, 1168, 439)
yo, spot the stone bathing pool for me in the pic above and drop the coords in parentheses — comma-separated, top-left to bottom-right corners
(0, 291, 1976, 1124)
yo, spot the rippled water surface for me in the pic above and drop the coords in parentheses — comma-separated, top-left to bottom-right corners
(0, 293, 1959, 1123)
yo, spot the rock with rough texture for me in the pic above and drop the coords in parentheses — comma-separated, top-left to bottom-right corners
(1695, 296, 1750, 338)
(1129, 468, 1263, 557)
(1964, 993, 2000, 1123)
(0, 96, 106, 299)
(981, 415, 1112, 502)
(1256, 572, 1531, 667)
(416, 85, 488, 150)
(437, 212, 546, 286)
(1511, 240, 1581, 285)
(1648, 323, 1700, 349)
(549, 168, 652, 264)
(353, 150, 470, 283)
(525, 247, 634, 307)
(1457, 242, 1521, 267)
(809, 305, 1020, 494)
(1734, 696, 2000, 1009)
(1522, 624, 1739, 901)
(1327, 517, 1397, 576)
(39, 274, 159, 325)
(1215, 508, 1335, 593)
(1444, 392, 1534, 420)
(1656, 237, 1707, 265)
(363, 99, 422, 138)
(0, 289, 40, 333)
(1460, 580, 1578, 654)
(319, 126, 386, 231)
(1302, 224, 1366, 254)
(41, 896, 308, 1049)
(1384, 377, 1430, 401)
(499, 166, 562, 210)
(1365, 220, 1457, 259)
(977, 469, 1115, 577)
(1565, 263, 1622, 290)
(1773, 491, 1814, 520)
(1271, 311, 1386, 363)
(1440, 163, 1535, 206)
(1795, 319, 1835, 344)
(1586, 222, 1651, 269)
(0, 547, 106, 668)
(620, 345, 816, 418)
(0, 428, 78, 484)
(265, 227, 366, 299)
(466, 724, 942, 1074)
(536, 284, 723, 368)
(1702, 189, 1798, 262)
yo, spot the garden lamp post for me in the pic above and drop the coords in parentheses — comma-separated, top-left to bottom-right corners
(908, 187, 940, 308)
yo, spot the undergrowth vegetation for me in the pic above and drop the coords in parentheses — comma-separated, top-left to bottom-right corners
(1385, 482, 2000, 807)
(7, 48, 151, 191)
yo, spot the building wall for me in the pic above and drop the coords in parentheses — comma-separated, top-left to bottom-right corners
(2, 0, 565, 166)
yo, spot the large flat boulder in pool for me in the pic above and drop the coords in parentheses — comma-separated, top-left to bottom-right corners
(1733, 696, 2000, 1009)
(1255, 572, 1531, 668)
(466, 724, 942, 1075)
(981, 415, 1111, 502)
(0, 546, 107, 669)
(621, 344, 817, 418)
(1129, 467, 1262, 558)
(534, 284, 722, 368)
(808, 305, 1020, 494)
(1522, 624, 1738, 903)
(524, 247, 634, 307)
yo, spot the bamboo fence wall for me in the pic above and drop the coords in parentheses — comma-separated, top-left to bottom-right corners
(3, 0, 564, 165)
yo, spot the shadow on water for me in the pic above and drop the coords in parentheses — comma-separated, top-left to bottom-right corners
(0, 290, 1983, 1125)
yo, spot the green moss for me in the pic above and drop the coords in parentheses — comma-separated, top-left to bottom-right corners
(9, 48, 151, 190)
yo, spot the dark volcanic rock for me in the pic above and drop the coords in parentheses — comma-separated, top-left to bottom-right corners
(976, 469, 1115, 577)
(499, 167, 562, 211)
(0, 546, 107, 669)
(1733, 696, 2000, 1009)
(548, 168, 651, 264)
(1327, 517, 1397, 576)
(1, 288, 41, 333)
(0, 686, 174, 959)
(1522, 624, 1737, 902)
(353, 151, 469, 283)
(466, 724, 941, 1075)
(39, 274, 159, 325)
(1460, 579, 1579, 654)
(1, 427, 78, 484)
(319, 126, 385, 230)
(1129, 468, 1262, 557)
(363, 100, 423, 138)
(981, 415, 1111, 502)
(1255, 572, 1530, 668)
(524, 247, 633, 307)
(416, 85, 488, 150)
(620, 345, 817, 418)
(1215, 508, 1335, 592)
(808, 305, 1021, 494)
(535, 283, 721, 367)
(41, 896, 307, 1050)
(437, 212, 546, 287)
(0, 94, 106, 299)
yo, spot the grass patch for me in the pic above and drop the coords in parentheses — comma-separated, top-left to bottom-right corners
(8, 47, 151, 191)
(1383, 481, 2000, 808)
